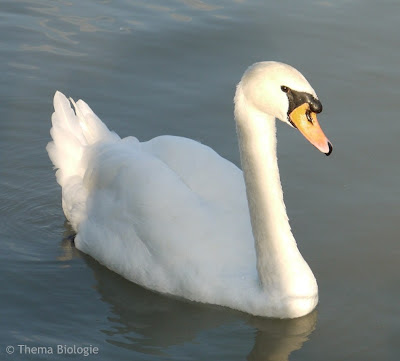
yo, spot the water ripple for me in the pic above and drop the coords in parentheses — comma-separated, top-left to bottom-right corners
(20, 43, 86, 56)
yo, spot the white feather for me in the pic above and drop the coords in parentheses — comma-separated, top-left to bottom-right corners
(47, 62, 325, 318)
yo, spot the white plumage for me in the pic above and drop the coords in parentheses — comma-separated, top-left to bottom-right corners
(48, 62, 331, 318)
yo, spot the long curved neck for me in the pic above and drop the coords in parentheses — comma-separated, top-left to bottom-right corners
(234, 85, 316, 297)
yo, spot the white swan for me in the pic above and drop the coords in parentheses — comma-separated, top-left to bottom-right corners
(47, 61, 332, 318)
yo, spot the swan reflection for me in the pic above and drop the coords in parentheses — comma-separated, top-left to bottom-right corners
(60, 231, 317, 361)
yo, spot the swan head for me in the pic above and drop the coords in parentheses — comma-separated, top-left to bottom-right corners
(237, 61, 332, 155)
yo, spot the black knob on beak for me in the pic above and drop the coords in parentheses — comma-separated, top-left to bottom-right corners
(310, 98, 323, 114)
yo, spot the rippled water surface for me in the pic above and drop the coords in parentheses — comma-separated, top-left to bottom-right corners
(1, 0, 399, 360)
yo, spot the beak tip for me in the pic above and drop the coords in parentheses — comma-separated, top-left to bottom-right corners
(324, 142, 333, 156)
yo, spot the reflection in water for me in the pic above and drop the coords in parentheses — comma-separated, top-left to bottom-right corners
(58, 221, 81, 262)
(60, 224, 317, 360)
(247, 314, 317, 361)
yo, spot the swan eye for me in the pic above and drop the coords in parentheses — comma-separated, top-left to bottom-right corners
(281, 86, 289, 93)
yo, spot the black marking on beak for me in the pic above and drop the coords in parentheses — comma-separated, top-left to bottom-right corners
(325, 142, 333, 156)
(305, 110, 313, 124)
(288, 116, 297, 129)
(282, 86, 323, 116)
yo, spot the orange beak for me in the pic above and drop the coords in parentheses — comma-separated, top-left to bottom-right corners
(289, 103, 332, 155)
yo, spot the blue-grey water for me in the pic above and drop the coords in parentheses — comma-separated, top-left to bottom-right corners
(1, 0, 399, 360)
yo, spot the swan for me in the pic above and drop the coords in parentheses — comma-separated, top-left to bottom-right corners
(47, 61, 332, 318)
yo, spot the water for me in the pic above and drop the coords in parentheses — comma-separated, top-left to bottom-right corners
(1, 0, 399, 360)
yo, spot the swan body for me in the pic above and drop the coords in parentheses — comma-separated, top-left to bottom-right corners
(47, 62, 331, 318)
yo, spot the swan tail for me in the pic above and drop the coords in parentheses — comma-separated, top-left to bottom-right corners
(47, 91, 119, 229)
(47, 91, 119, 187)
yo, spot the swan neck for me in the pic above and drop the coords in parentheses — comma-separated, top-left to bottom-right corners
(234, 85, 316, 298)
(235, 95, 292, 249)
